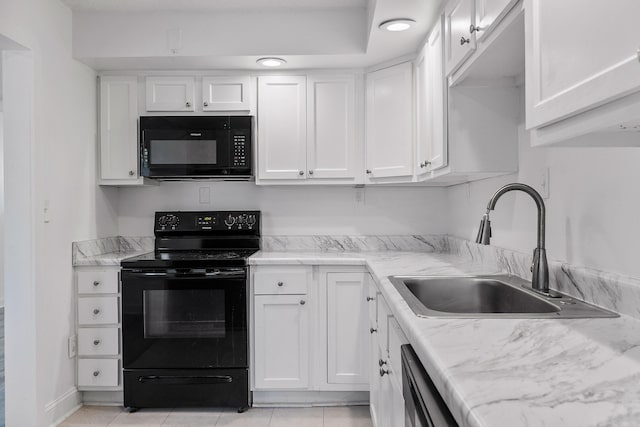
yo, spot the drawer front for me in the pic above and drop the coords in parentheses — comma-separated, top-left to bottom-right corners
(388, 317, 409, 379)
(78, 358, 119, 388)
(254, 267, 310, 295)
(77, 270, 119, 294)
(78, 296, 119, 325)
(78, 327, 119, 356)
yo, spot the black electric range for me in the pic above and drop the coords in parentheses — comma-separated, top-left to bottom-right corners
(120, 211, 260, 413)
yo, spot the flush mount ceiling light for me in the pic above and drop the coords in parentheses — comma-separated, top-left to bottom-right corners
(256, 57, 287, 67)
(379, 18, 415, 32)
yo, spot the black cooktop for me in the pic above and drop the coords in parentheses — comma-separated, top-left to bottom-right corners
(121, 249, 258, 269)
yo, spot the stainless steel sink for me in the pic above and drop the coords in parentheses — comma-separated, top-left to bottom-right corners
(389, 275, 618, 319)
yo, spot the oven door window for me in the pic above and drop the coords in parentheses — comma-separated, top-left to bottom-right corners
(143, 289, 226, 339)
(149, 139, 218, 165)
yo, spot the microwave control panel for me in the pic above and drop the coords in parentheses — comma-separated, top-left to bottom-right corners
(231, 130, 250, 167)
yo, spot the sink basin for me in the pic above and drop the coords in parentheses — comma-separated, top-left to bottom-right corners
(389, 275, 618, 319)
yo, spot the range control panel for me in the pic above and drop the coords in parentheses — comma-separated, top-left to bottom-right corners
(155, 211, 261, 233)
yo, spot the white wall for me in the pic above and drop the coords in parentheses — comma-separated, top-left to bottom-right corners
(0, 109, 4, 307)
(118, 183, 448, 236)
(0, 0, 119, 425)
(447, 107, 640, 279)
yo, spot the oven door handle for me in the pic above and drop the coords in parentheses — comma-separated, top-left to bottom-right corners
(127, 270, 246, 279)
(138, 375, 234, 385)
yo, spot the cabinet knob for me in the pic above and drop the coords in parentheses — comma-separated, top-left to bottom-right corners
(379, 368, 390, 377)
(379, 359, 388, 367)
(469, 24, 482, 34)
(277, 281, 284, 287)
(93, 370, 100, 377)
(93, 308, 100, 315)
(128, 170, 134, 176)
(460, 36, 471, 45)
(308, 170, 314, 175)
(300, 300, 306, 305)
(366, 296, 375, 302)
(298, 170, 304, 176)
(370, 327, 378, 334)
(366, 169, 372, 174)
(420, 161, 431, 168)
(93, 339, 101, 346)
(204, 101, 209, 107)
(93, 280, 101, 287)
(186, 102, 191, 107)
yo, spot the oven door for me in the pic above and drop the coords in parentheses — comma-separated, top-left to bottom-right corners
(141, 129, 231, 177)
(122, 268, 247, 369)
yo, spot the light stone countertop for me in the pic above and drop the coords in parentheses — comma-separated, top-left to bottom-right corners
(250, 250, 640, 427)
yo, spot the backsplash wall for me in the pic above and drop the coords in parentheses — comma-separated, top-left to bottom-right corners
(117, 182, 449, 236)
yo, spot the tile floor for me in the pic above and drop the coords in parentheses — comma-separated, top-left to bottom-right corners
(60, 405, 373, 427)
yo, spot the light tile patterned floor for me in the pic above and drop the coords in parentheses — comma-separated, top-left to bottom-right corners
(60, 405, 373, 427)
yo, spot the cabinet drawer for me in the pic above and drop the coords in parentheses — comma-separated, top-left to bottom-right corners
(78, 328, 119, 356)
(254, 267, 311, 295)
(77, 270, 119, 294)
(388, 317, 409, 380)
(78, 297, 119, 325)
(78, 359, 119, 388)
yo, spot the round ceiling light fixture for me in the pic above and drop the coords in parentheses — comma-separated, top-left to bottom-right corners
(379, 18, 416, 32)
(256, 57, 287, 67)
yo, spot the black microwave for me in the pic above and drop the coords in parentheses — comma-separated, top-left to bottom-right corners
(140, 116, 253, 179)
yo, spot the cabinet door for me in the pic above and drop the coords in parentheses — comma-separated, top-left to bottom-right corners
(145, 76, 195, 111)
(202, 76, 251, 111)
(369, 316, 381, 427)
(415, 48, 431, 179)
(425, 17, 448, 171)
(307, 75, 357, 180)
(254, 295, 309, 389)
(99, 76, 139, 181)
(445, 0, 476, 75)
(326, 272, 368, 385)
(365, 63, 414, 179)
(257, 76, 307, 180)
(526, 0, 640, 128)
(475, 0, 518, 40)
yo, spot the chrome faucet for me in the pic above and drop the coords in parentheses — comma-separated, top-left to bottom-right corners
(475, 183, 553, 296)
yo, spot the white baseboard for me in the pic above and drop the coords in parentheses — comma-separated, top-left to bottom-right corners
(253, 391, 369, 407)
(46, 387, 81, 427)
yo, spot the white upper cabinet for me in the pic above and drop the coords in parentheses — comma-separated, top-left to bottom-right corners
(365, 62, 414, 180)
(474, 0, 518, 40)
(525, 0, 640, 130)
(99, 76, 140, 183)
(444, 0, 476, 75)
(307, 75, 358, 180)
(416, 16, 447, 180)
(145, 76, 195, 111)
(202, 76, 251, 111)
(257, 76, 307, 180)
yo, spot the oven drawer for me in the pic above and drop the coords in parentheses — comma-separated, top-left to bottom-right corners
(78, 359, 119, 388)
(254, 267, 311, 295)
(78, 327, 119, 356)
(77, 270, 119, 294)
(78, 296, 119, 325)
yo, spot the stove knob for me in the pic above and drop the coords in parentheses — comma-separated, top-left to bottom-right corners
(158, 215, 168, 226)
(224, 215, 236, 227)
(247, 215, 256, 225)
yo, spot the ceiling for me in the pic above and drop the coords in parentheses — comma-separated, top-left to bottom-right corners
(66, 0, 444, 70)
(61, 0, 367, 11)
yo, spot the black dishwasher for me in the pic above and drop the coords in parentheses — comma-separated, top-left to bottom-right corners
(401, 345, 459, 427)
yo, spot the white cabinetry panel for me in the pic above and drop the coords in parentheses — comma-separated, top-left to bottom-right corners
(78, 296, 119, 326)
(307, 75, 357, 180)
(77, 270, 119, 294)
(78, 328, 119, 356)
(253, 267, 311, 295)
(366, 63, 414, 179)
(254, 295, 309, 389)
(78, 359, 119, 388)
(202, 76, 251, 111)
(326, 272, 368, 385)
(526, 0, 640, 129)
(257, 76, 307, 180)
(445, 0, 476, 75)
(99, 76, 139, 182)
(145, 76, 195, 111)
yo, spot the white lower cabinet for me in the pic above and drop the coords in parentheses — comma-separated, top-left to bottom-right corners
(75, 267, 122, 391)
(252, 265, 369, 397)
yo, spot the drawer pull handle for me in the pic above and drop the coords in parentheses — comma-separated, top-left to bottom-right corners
(277, 281, 284, 287)
(93, 370, 100, 377)
(366, 296, 375, 301)
(300, 300, 306, 305)
(380, 368, 390, 377)
(93, 281, 100, 287)
(370, 328, 378, 334)
(460, 36, 470, 45)
(93, 309, 100, 315)
(93, 339, 101, 346)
